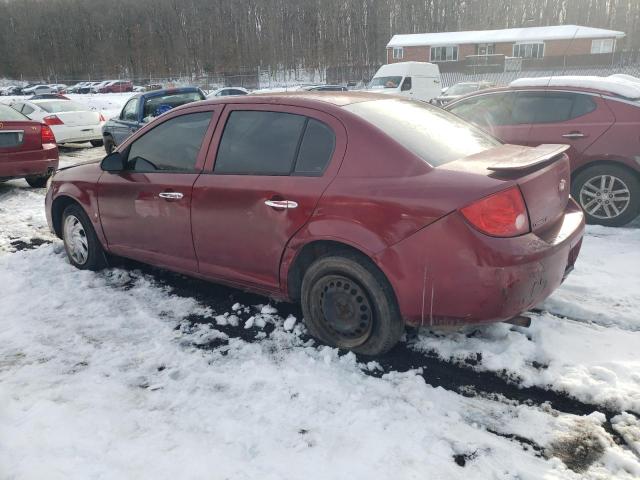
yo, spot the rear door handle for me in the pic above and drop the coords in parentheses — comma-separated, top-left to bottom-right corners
(562, 132, 586, 139)
(265, 199, 298, 209)
(159, 191, 184, 200)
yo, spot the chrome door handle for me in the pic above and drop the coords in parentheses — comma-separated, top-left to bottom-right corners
(159, 192, 184, 200)
(265, 199, 298, 209)
(562, 132, 586, 139)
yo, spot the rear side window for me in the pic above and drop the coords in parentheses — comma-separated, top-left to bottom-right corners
(346, 98, 500, 166)
(294, 119, 335, 175)
(512, 92, 574, 124)
(126, 112, 212, 172)
(215, 111, 334, 176)
(21, 104, 35, 115)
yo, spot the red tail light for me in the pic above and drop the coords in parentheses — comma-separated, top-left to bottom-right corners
(43, 115, 64, 126)
(99, 113, 106, 122)
(460, 186, 530, 237)
(41, 124, 56, 144)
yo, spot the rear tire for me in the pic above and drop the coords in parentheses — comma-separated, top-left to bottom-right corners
(25, 174, 51, 188)
(301, 253, 404, 356)
(61, 204, 107, 271)
(104, 136, 116, 154)
(90, 139, 104, 148)
(572, 164, 640, 227)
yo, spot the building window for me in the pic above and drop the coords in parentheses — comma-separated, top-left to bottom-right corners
(591, 39, 614, 54)
(513, 42, 544, 59)
(430, 46, 458, 62)
(477, 43, 495, 55)
(392, 47, 404, 59)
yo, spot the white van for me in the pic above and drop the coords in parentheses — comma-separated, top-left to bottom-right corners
(367, 62, 441, 102)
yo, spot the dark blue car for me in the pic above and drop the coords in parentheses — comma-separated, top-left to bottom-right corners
(102, 87, 206, 153)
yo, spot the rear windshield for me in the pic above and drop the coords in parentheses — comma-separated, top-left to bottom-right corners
(143, 92, 205, 118)
(0, 103, 29, 121)
(37, 100, 87, 113)
(344, 98, 500, 166)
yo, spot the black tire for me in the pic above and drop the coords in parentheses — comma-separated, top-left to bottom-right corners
(61, 204, 107, 271)
(90, 139, 104, 148)
(104, 136, 116, 154)
(572, 164, 640, 227)
(25, 174, 50, 188)
(301, 252, 404, 356)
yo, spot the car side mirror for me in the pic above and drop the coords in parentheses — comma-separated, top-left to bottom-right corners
(100, 151, 125, 172)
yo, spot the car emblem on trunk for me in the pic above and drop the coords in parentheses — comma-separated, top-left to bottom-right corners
(559, 179, 566, 192)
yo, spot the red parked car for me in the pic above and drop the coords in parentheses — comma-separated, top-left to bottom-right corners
(99, 81, 133, 93)
(445, 78, 640, 226)
(45, 93, 584, 355)
(0, 103, 58, 187)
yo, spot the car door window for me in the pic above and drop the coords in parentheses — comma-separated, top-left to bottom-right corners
(214, 111, 307, 175)
(121, 99, 138, 121)
(448, 93, 514, 128)
(293, 119, 336, 176)
(512, 92, 574, 124)
(126, 112, 213, 173)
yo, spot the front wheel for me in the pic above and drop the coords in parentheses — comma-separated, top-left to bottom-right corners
(572, 164, 640, 227)
(90, 139, 104, 147)
(301, 253, 404, 356)
(61, 204, 107, 270)
(25, 174, 51, 188)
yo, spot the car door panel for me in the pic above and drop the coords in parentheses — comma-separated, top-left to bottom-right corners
(191, 105, 346, 291)
(98, 106, 220, 272)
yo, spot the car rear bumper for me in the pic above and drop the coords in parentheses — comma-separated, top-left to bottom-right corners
(0, 144, 59, 179)
(374, 198, 585, 327)
(51, 124, 103, 144)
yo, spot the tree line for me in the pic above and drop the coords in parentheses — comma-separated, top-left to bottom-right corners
(1, 0, 639, 81)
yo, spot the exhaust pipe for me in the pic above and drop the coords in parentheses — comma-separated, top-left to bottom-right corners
(504, 315, 531, 328)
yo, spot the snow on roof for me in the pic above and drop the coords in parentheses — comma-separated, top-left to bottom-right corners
(387, 25, 625, 48)
(510, 74, 640, 99)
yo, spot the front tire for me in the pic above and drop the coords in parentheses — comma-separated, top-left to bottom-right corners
(104, 136, 116, 154)
(25, 174, 51, 188)
(90, 139, 104, 147)
(572, 164, 640, 227)
(301, 253, 404, 356)
(61, 204, 107, 270)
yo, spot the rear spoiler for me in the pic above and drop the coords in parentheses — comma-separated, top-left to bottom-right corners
(487, 144, 570, 172)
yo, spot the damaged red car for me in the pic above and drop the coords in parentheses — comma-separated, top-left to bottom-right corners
(1, 103, 58, 187)
(45, 93, 584, 355)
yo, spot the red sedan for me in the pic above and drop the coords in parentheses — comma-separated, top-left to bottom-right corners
(1, 103, 58, 187)
(45, 93, 584, 355)
(445, 80, 640, 226)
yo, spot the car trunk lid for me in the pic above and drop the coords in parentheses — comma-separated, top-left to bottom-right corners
(442, 144, 572, 234)
(0, 121, 42, 154)
(53, 111, 101, 126)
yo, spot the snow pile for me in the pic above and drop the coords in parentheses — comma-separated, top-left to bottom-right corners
(510, 75, 640, 99)
(5, 247, 637, 478)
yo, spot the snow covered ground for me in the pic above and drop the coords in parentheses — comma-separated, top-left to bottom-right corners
(0, 147, 639, 479)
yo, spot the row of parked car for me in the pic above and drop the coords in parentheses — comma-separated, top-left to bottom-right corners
(0, 80, 138, 96)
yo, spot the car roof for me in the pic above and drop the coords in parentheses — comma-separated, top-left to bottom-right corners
(200, 91, 385, 108)
(448, 83, 637, 102)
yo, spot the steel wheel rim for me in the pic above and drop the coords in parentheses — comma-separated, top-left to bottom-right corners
(314, 274, 373, 348)
(579, 174, 631, 219)
(63, 215, 89, 265)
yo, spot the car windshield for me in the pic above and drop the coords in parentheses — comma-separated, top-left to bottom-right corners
(143, 91, 205, 119)
(446, 83, 480, 96)
(344, 98, 500, 166)
(368, 76, 402, 89)
(36, 100, 87, 113)
(0, 103, 29, 121)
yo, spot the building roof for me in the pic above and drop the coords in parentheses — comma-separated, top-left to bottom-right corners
(387, 25, 625, 48)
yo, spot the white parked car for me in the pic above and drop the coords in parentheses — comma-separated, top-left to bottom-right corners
(9, 99, 105, 146)
(22, 84, 53, 95)
(207, 87, 249, 98)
